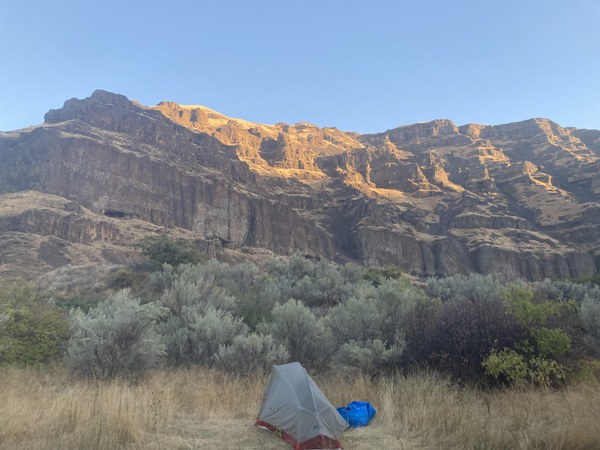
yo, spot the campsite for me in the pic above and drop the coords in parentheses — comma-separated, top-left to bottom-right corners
(2, 2, 600, 448)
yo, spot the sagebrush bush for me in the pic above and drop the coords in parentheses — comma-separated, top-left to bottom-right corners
(191, 260, 261, 296)
(160, 275, 236, 315)
(534, 278, 600, 304)
(215, 333, 288, 374)
(264, 256, 366, 307)
(67, 290, 167, 379)
(234, 276, 281, 329)
(161, 306, 248, 366)
(337, 338, 405, 375)
(325, 279, 421, 372)
(326, 297, 381, 344)
(373, 279, 423, 343)
(426, 273, 504, 304)
(261, 299, 332, 369)
(325, 280, 423, 344)
(147, 263, 178, 294)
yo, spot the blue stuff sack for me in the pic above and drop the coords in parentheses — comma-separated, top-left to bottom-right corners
(336, 401, 376, 427)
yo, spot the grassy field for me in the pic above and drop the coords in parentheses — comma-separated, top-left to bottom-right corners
(1, 367, 599, 450)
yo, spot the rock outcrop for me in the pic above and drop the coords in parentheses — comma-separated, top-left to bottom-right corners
(0, 90, 598, 280)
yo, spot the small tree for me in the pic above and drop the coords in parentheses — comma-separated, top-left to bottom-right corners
(139, 235, 203, 270)
(67, 290, 167, 379)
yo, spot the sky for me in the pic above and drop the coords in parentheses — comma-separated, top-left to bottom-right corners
(1, 0, 599, 133)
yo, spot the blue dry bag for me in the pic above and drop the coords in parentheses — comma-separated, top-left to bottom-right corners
(336, 401, 376, 427)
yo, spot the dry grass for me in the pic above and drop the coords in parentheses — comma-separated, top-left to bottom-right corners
(1, 367, 599, 450)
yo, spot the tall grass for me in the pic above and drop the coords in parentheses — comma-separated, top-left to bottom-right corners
(1, 367, 599, 449)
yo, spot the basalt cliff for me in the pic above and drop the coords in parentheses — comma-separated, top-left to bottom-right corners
(1, 90, 599, 280)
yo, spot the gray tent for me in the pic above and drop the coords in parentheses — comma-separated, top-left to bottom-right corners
(256, 362, 349, 449)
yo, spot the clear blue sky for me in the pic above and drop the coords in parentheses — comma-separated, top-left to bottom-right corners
(1, 0, 599, 132)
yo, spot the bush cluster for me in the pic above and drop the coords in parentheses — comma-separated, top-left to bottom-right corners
(66, 256, 415, 378)
(4, 252, 600, 386)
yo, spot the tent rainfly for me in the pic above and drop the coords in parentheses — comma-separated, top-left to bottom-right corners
(256, 362, 349, 450)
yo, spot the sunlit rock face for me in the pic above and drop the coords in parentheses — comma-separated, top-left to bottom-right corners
(0, 90, 598, 279)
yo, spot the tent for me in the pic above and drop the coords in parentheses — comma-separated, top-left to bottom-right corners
(256, 362, 349, 450)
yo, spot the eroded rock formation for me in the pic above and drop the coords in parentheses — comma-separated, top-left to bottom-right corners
(0, 90, 598, 280)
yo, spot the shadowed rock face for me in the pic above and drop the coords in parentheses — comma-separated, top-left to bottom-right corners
(0, 90, 598, 280)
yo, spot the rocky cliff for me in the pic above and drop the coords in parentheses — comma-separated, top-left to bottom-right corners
(0, 90, 598, 280)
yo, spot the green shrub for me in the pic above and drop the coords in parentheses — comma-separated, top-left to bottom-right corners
(482, 286, 574, 386)
(139, 235, 204, 270)
(0, 283, 69, 366)
(505, 286, 573, 358)
(532, 327, 572, 358)
(483, 348, 566, 386)
(0, 313, 9, 360)
(580, 298, 600, 355)
(67, 290, 167, 379)
(53, 296, 101, 313)
(363, 265, 405, 287)
(571, 358, 600, 384)
(215, 333, 289, 374)
(482, 349, 528, 384)
(506, 286, 568, 327)
(104, 268, 146, 291)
